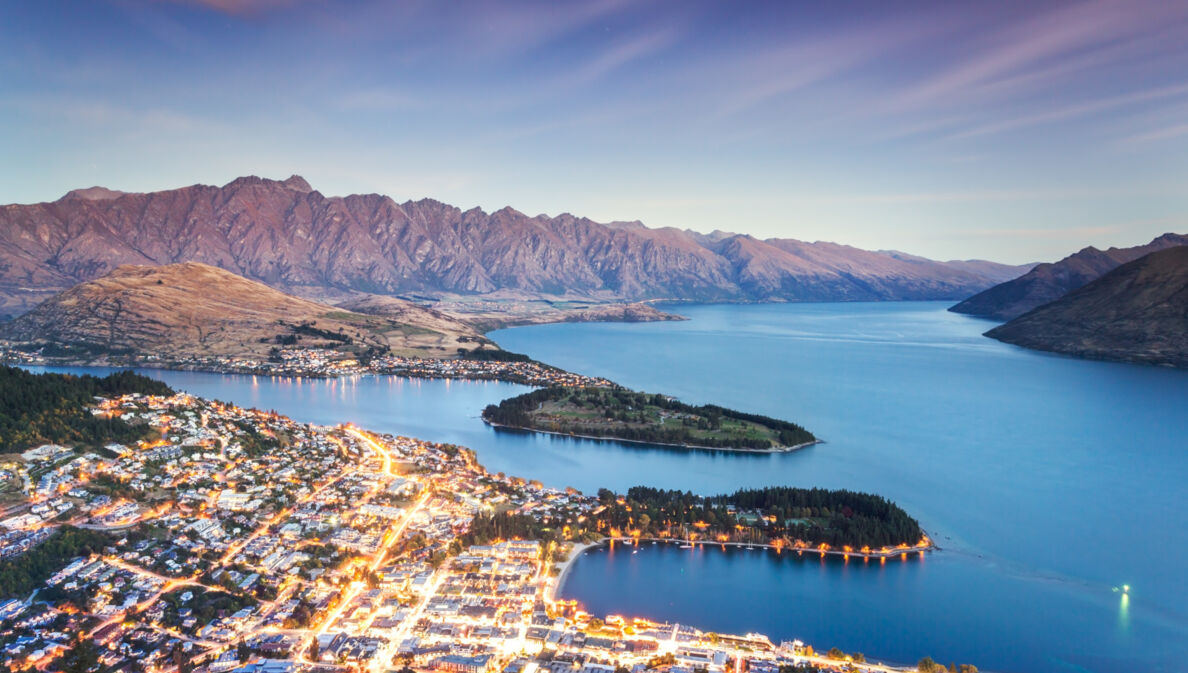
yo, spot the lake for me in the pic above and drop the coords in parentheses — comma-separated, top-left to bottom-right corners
(29, 301, 1188, 672)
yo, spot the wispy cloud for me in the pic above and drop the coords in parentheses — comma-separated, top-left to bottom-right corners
(2, 94, 216, 135)
(948, 81, 1188, 139)
(562, 28, 678, 89)
(707, 12, 957, 120)
(156, 0, 306, 18)
(886, 0, 1187, 112)
(1121, 122, 1188, 143)
(799, 184, 1185, 206)
(434, 0, 635, 61)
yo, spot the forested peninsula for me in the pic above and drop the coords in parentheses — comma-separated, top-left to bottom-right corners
(464, 485, 928, 552)
(482, 386, 816, 451)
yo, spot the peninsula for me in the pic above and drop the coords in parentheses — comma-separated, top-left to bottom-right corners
(0, 366, 948, 673)
(481, 386, 817, 451)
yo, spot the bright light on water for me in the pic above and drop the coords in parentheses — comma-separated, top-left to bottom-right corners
(1119, 592, 1130, 632)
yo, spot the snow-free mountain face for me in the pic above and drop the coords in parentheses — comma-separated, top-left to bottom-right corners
(986, 246, 1188, 368)
(0, 175, 1026, 318)
(0, 262, 491, 361)
(950, 233, 1188, 321)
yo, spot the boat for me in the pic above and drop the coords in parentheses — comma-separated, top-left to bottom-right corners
(680, 544, 693, 549)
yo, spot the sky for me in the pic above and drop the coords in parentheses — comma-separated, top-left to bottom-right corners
(1, 1, 1187, 264)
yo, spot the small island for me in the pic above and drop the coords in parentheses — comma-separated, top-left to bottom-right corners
(482, 385, 817, 451)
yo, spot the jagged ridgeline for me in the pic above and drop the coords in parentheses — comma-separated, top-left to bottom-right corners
(0, 366, 173, 452)
(483, 386, 815, 450)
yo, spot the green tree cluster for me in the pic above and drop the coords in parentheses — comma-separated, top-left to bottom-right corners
(483, 386, 814, 450)
(0, 366, 172, 452)
(594, 486, 923, 549)
(0, 526, 110, 598)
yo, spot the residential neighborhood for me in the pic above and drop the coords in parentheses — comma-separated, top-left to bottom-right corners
(0, 390, 861, 673)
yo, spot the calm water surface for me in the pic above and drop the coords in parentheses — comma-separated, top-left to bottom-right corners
(492, 302, 1188, 673)
(32, 302, 1188, 673)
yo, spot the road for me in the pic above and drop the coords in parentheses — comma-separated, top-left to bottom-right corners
(288, 428, 430, 666)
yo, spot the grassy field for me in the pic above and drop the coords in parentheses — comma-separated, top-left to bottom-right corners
(540, 401, 780, 443)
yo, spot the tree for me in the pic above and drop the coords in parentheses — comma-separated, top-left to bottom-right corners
(237, 640, 251, 663)
(918, 657, 941, 673)
(59, 636, 102, 673)
(309, 637, 320, 662)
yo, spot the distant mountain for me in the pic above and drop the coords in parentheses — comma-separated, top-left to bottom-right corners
(878, 251, 1036, 285)
(950, 233, 1188, 321)
(0, 175, 1027, 317)
(0, 263, 491, 361)
(986, 246, 1188, 368)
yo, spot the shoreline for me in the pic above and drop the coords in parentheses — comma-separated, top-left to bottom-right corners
(603, 536, 935, 560)
(11, 360, 548, 385)
(547, 539, 605, 602)
(551, 535, 931, 599)
(483, 418, 821, 454)
(551, 535, 935, 604)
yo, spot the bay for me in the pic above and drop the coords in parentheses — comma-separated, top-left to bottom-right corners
(28, 301, 1188, 672)
(491, 302, 1188, 673)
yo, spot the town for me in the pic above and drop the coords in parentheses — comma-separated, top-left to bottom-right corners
(0, 390, 927, 673)
(0, 346, 614, 390)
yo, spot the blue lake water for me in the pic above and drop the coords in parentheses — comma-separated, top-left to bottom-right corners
(30, 301, 1188, 672)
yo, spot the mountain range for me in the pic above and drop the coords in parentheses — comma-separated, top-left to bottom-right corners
(986, 246, 1188, 367)
(949, 233, 1188, 321)
(0, 175, 1031, 318)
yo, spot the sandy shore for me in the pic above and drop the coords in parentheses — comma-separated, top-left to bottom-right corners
(547, 539, 605, 602)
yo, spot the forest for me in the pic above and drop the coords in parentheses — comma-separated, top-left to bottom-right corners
(457, 484, 923, 555)
(458, 511, 566, 547)
(0, 526, 110, 598)
(482, 386, 815, 450)
(592, 485, 924, 549)
(0, 365, 173, 453)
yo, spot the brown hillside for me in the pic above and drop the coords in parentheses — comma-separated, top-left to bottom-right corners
(0, 263, 488, 361)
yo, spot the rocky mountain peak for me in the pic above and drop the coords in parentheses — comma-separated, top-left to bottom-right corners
(282, 175, 313, 192)
(0, 174, 1029, 317)
(62, 186, 128, 201)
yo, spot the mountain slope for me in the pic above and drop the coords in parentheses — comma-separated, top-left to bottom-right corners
(950, 233, 1188, 321)
(0, 175, 1026, 316)
(986, 246, 1188, 367)
(0, 263, 490, 361)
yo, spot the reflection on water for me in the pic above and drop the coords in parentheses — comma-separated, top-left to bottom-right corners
(1120, 592, 1131, 632)
(26, 302, 1188, 673)
(493, 302, 1188, 673)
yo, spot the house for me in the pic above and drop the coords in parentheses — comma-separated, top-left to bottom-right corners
(432, 654, 494, 673)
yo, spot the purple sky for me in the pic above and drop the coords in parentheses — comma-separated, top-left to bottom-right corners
(2, 0, 1187, 263)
